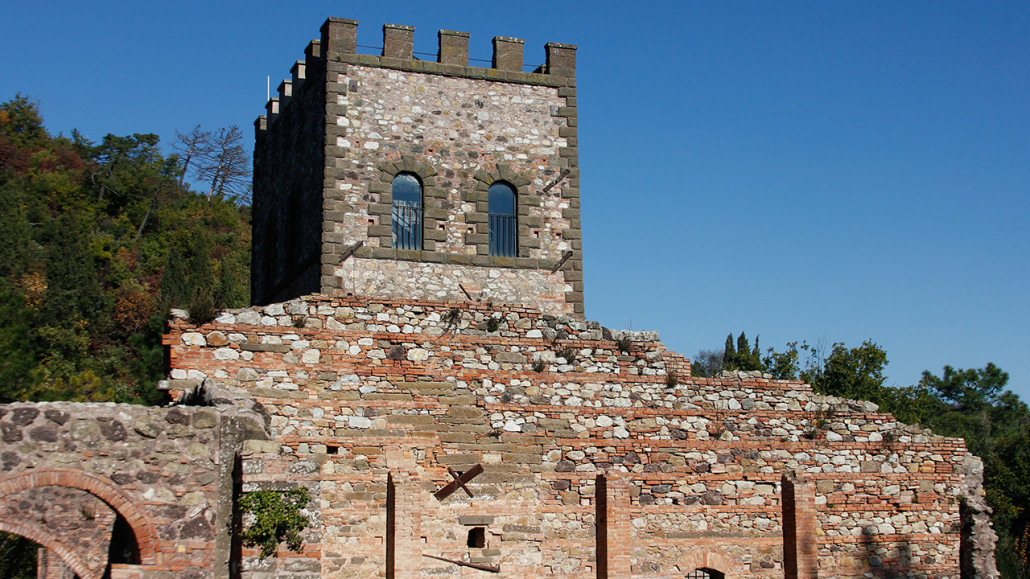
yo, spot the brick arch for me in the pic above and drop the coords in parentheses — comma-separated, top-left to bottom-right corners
(0, 518, 93, 578)
(0, 468, 160, 565)
(677, 551, 740, 578)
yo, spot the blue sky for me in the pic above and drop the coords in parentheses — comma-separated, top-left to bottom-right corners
(2, 1, 1028, 401)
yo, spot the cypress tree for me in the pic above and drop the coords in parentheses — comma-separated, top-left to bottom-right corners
(37, 212, 103, 329)
(723, 333, 737, 371)
(187, 236, 218, 324)
(159, 246, 189, 308)
(218, 256, 248, 308)
(189, 236, 216, 301)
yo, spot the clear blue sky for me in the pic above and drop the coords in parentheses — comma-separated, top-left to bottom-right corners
(3, 1, 1028, 401)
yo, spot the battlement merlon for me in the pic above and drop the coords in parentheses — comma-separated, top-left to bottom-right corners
(256, 17, 577, 133)
(317, 17, 576, 77)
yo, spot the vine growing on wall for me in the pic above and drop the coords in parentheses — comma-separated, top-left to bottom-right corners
(239, 487, 311, 559)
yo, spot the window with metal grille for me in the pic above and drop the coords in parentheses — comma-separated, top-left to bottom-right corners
(488, 181, 516, 257)
(392, 173, 422, 250)
(686, 569, 724, 579)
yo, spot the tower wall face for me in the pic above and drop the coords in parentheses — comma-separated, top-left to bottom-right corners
(328, 66, 576, 314)
(254, 18, 584, 315)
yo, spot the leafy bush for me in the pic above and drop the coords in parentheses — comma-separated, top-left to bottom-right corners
(239, 488, 310, 559)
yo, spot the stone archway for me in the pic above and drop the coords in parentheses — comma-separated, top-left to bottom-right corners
(677, 552, 739, 579)
(0, 469, 161, 570)
(0, 518, 93, 578)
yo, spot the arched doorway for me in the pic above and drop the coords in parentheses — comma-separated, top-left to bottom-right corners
(0, 469, 159, 577)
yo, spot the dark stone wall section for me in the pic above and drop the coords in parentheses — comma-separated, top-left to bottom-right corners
(251, 39, 327, 306)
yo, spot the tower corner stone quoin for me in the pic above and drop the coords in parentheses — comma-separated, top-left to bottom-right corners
(0, 15, 999, 579)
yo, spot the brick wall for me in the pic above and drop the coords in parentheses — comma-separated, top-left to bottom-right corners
(165, 295, 990, 578)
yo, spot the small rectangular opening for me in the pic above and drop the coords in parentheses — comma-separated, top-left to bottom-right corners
(467, 527, 486, 548)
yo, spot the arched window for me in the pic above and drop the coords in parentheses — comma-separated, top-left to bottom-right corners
(488, 181, 517, 257)
(686, 569, 725, 579)
(392, 173, 422, 250)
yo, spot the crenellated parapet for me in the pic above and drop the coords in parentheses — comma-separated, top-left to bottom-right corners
(256, 18, 576, 137)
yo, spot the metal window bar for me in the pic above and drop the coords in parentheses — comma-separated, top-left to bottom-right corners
(392, 203, 422, 250)
(489, 214, 517, 257)
(686, 570, 723, 579)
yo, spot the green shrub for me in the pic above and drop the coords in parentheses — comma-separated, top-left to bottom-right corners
(239, 487, 311, 559)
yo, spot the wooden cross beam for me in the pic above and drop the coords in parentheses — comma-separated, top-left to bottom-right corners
(423, 554, 500, 573)
(550, 250, 575, 273)
(339, 240, 364, 264)
(434, 463, 484, 501)
(542, 168, 570, 193)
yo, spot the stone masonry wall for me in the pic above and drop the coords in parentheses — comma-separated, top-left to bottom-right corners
(165, 294, 992, 578)
(254, 18, 585, 315)
(0, 402, 268, 579)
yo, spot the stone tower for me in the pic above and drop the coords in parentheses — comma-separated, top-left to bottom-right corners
(252, 18, 583, 316)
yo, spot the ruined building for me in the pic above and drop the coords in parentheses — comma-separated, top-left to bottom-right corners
(0, 17, 998, 579)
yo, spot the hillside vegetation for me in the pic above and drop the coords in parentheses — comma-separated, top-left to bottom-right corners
(0, 95, 251, 404)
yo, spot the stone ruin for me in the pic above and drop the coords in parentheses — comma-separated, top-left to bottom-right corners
(0, 16, 998, 579)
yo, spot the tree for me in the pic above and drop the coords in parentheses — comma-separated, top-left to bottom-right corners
(919, 363, 1009, 414)
(0, 533, 37, 579)
(218, 256, 249, 308)
(763, 341, 804, 380)
(0, 183, 34, 278)
(160, 246, 189, 308)
(197, 125, 250, 201)
(0, 281, 38, 403)
(723, 334, 735, 369)
(173, 124, 211, 188)
(37, 212, 104, 330)
(691, 349, 724, 378)
(0, 95, 251, 406)
(722, 331, 762, 372)
(809, 340, 888, 401)
(910, 364, 1029, 577)
(87, 133, 163, 205)
(0, 94, 47, 150)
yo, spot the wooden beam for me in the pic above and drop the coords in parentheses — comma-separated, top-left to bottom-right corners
(551, 250, 574, 274)
(434, 464, 484, 501)
(339, 240, 365, 263)
(596, 474, 607, 579)
(423, 554, 500, 573)
(542, 169, 570, 193)
(386, 473, 395, 579)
